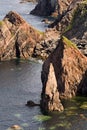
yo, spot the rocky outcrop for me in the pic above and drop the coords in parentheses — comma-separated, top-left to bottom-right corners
(26, 100, 40, 106)
(49, 1, 87, 56)
(49, 0, 82, 29)
(20, 0, 38, 3)
(0, 11, 42, 61)
(41, 36, 87, 112)
(30, 0, 57, 16)
(64, 2, 87, 56)
(33, 28, 60, 59)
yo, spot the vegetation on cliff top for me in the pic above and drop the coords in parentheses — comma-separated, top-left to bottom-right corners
(0, 21, 4, 27)
(62, 36, 77, 49)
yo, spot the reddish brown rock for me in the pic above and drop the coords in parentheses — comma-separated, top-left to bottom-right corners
(49, 1, 87, 56)
(0, 11, 42, 61)
(41, 36, 87, 112)
(7, 125, 23, 130)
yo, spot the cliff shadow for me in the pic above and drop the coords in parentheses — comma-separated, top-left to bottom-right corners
(51, 39, 65, 93)
(40, 39, 65, 113)
(77, 70, 87, 96)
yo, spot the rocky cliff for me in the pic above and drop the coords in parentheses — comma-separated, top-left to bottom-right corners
(49, 0, 87, 56)
(41, 36, 87, 112)
(31, 0, 87, 57)
(64, 2, 87, 56)
(30, 0, 57, 16)
(33, 28, 59, 59)
(0, 11, 42, 61)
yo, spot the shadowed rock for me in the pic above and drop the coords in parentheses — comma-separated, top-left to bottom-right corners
(30, 0, 57, 16)
(41, 36, 87, 112)
(26, 100, 40, 106)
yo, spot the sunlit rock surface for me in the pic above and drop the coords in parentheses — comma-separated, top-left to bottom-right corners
(0, 11, 42, 61)
(41, 36, 87, 112)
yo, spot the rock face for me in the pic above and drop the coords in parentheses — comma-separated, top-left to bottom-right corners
(33, 28, 59, 59)
(30, 0, 87, 58)
(30, 0, 57, 16)
(64, 2, 87, 56)
(0, 11, 42, 61)
(49, 1, 87, 56)
(49, 0, 82, 29)
(41, 36, 87, 112)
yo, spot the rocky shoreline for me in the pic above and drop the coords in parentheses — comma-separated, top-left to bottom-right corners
(0, 1, 87, 61)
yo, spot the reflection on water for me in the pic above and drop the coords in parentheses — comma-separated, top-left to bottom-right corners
(0, 60, 87, 130)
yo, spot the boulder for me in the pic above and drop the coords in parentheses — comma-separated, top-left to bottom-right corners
(7, 125, 23, 130)
(0, 11, 42, 61)
(41, 36, 87, 112)
(26, 100, 40, 106)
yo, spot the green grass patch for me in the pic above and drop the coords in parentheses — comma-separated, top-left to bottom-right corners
(56, 121, 72, 129)
(0, 21, 3, 27)
(80, 102, 87, 109)
(62, 36, 77, 49)
(49, 126, 56, 130)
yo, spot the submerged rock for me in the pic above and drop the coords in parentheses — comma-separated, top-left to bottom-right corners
(41, 36, 87, 112)
(7, 125, 23, 130)
(26, 100, 40, 106)
(0, 11, 42, 61)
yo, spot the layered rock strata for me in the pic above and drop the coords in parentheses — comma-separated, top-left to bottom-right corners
(0, 11, 42, 61)
(41, 36, 87, 112)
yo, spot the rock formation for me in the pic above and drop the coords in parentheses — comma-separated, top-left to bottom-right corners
(41, 36, 87, 112)
(26, 100, 40, 106)
(49, 0, 82, 29)
(49, 0, 87, 56)
(64, 2, 87, 56)
(7, 125, 23, 130)
(30, 0, 57, 16)
(20, 0, 38, 3)
(33, 28, 59, 59)
(0, 11, 42, 61)
(31, 0, 87, 58)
